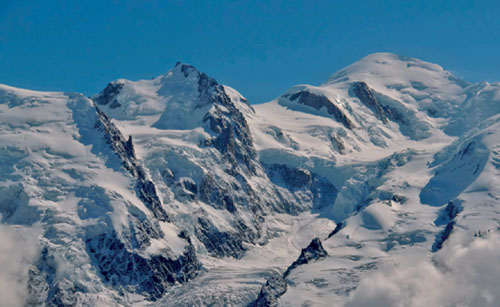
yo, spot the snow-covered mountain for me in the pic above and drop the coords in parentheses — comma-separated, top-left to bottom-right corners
(2, 53, 500, 306)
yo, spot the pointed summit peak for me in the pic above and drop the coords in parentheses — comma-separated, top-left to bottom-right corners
(158, 61, 218, 94)
(169, 61, 203, 80)
(174, 60, 194, 68)
(176, 62, 197, 76)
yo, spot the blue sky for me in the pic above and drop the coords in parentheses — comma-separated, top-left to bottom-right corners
(1, 0, 499, 103)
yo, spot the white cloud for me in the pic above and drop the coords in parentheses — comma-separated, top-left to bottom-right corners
(0, 224, 41, 307)
(345, 232, 500, 307)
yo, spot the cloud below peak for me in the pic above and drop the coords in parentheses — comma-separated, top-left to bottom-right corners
(345, 232, 500, 307)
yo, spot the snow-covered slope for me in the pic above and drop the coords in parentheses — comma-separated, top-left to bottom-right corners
(250, 53, 500, 306)
(0, 85, 200, 306)
(2, 53, 500, 306)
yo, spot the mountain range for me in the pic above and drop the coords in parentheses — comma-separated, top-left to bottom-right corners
(2, 53, 500, 306)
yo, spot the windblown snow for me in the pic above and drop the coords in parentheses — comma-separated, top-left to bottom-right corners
(2, 53, 500, 306)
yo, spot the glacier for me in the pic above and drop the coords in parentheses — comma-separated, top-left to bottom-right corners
(1, 53, 500, 306)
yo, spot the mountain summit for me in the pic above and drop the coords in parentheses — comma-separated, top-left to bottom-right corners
(2, 53, 500, 306)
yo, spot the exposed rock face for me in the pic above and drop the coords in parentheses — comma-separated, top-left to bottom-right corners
(434, 200, 463, 226)
(284, 238, 328, 278)
(266, 164, 338, 211)
(432, 220, 455, 252)
(251, 275, 287, 307)
(86, 231, 201, 301)
(29, 205, 201, 305)
(93, 82, 124, 109)
(351, 81, 390, 123)
(194, 216, 248, 258)
(89, 104, 203, 300)
(197, 71, 257, 174)
(328, 221, 346, 239)
(284, 90, 354, 129)
(269, 164, 312, 189)
(94, 106, 169, 222)
(432, 200, 463, 252)
(351, 81, 433, 140)
(329, 133, 346, 154)
(19, 96, 204, 305)
(251, 238, 328, 306)
(28, 248, 54, 306)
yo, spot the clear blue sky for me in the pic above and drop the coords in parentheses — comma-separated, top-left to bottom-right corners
(1, 0, 499, 103)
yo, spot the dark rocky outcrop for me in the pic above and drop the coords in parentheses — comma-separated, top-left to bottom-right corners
(93, 82, 124, 109)
(432, 200, 463, 252)
(432, 221, 455, 252)
(434, 200, 463, 226)
(94, 106, 169, 222)
(284, 90, 354, 129)
(392, 194, 407, 204)
(27, 267, 49, 306)
(283, 237, 328, 278)
(352, 81, 433, 140)
(86, 231, 201, 301)
(27, 248, 52, 306)
(329, 133, 346, 154)
(251, 238, 328, 306)
(193, 216, 247, 258)
(265, 164, 338, 212)
(268, 164, 312, 189)
(202, 88, 257, 174)
(351, 81, 390, 123)
(328, 221, 346, 239)
(251, 275, 287, 307)
(198, 174, 247, 213)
